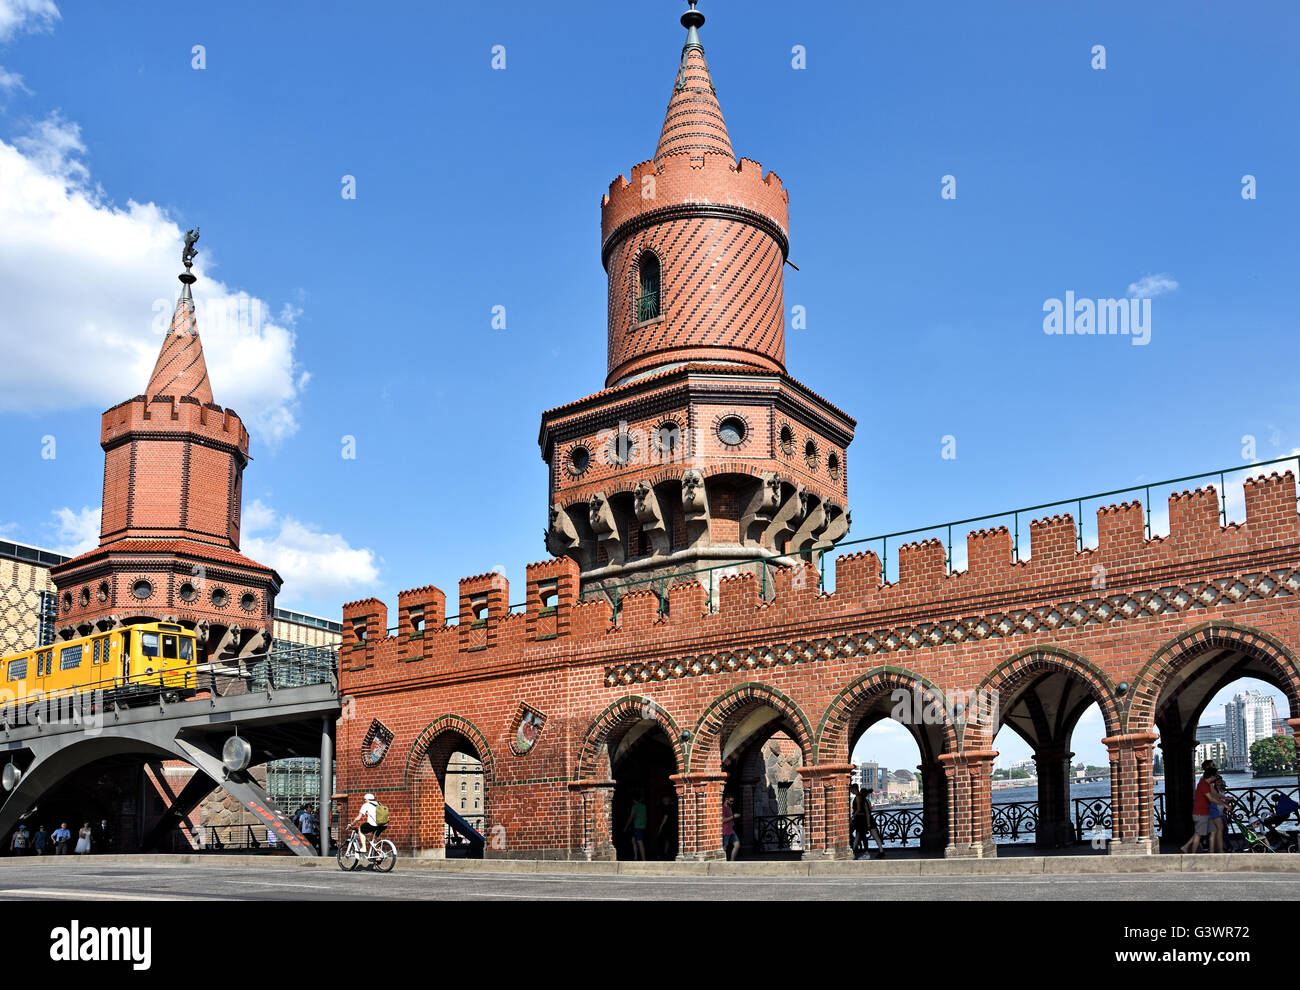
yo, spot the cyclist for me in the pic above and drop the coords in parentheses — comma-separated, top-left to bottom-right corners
(351, 792, 385, 857)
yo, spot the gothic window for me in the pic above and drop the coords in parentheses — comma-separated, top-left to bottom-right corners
(637, 251, 661, 323)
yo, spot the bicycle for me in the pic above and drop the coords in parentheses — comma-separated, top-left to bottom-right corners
(338, 825, 397, 872)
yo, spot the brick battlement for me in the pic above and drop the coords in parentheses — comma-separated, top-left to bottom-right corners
(601, 152, 790, 245)
(101, 393, 249, 453)
(341, 472, 1300, 693)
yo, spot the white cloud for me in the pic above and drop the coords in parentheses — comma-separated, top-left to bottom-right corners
(0, 65, 26, 93)
(0, 0, 58, 43)
(241, 501, 380, 604)
(51, 504, 99, 556)
(0, 113, 307, 445)
(1127, 273, 1179, 298)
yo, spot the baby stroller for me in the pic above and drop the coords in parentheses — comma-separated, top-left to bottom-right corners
(1225, 791, 1299, 853)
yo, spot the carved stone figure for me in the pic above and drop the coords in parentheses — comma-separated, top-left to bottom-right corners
(546, 503, 581, 559)
(741, 472, 782, 545)
(763, 483, 807, 552)
(182, 227, 200, 268)
(680, 469, 711, 548)
(588, 492, 624, 566)
(633, 481, 669, 555)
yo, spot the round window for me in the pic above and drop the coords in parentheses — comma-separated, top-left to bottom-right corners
(605, 430, 635, 466)
(211, 588, 229, 608)
(827, 451, 841, 482)
(656, 422, 682, 458)
(97, 581, 109, 603)
(61, 592, 72, 612)
(779, 424, 795, 456)
(132, 580, 153, 601)
(179, 582, 198, 603)
(240, 593, 257, 613)
(79, 587, 90, 607)
(717, 417, 746, 447)
(566, 445, 591, 477)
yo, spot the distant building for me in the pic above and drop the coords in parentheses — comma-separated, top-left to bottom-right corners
(0, 540, 61, 654)
(1196, 723, 1227, 745)
(858, 762, 888, 794)
(1225, 690, 1279, 771)
(1194, 740, 1228, 768)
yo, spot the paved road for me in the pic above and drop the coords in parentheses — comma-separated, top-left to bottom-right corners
(0, 863, 1297, 900)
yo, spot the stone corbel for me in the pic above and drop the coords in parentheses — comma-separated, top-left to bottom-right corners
(545, 502, 581, 560)
(588, 492, 624, 566)
(633, 481, 669, 556)
(740, 472, 782, 546)
(681, 469, 712, 548)
(763, 485, 807, 552)
(790, 494, 827, 554)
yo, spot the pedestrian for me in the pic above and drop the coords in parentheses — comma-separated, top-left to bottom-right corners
(52, 822, 72, 855)
(33, 824, 49, 857)
(848, 783, 861, 852)
(851, 783, 868, 856)
(1207, 774, 1230, 854)
(1180, 760, 1216, 854)
(74, 821, 92, 855)
(301, 806, 318, 846)
(93, 818, 111, 854)
(623, 791, 647, 861)
(860, 788, 886, 860)
(10, 822, 30, 855)
(656, 794, 677, 861)
(721, 794, 741, 861)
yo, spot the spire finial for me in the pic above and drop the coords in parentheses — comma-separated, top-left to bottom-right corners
(681, 0, 704, 40)
(179, 226, 199, 296)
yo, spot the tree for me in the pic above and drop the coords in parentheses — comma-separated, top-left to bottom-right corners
(1153, 752, 1164, 776)
(1250, 735, 1296, 776)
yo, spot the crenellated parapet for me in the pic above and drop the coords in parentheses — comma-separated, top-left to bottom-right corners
(340, 472, 1300, 695)
(101, 394, 249, 457)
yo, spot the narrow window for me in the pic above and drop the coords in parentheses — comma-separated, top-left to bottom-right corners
(637, 252, 660, 322)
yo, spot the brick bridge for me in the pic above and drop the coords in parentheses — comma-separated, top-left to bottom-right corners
(339, 471, 1300, 860)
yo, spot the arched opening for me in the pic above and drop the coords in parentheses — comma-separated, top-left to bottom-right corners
(833, 674, 953, 857)
(985, 652, 1117, 852)
(636, 251, 660, 323)
(407, 720, 494, 858)
(1143, 627, 1300, 851)
(609, 720, 678, 861)
(739, 731, 804, 856)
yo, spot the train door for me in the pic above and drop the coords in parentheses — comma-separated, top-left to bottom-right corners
(119, 630, 132, 685)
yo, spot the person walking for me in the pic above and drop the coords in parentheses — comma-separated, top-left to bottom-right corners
(10, 822, 31, 855)
(848, 783, 861, 852)
(74, 822, 92, 855)
(656, 794, 677, 861)
(623, 792, 648, 861)
(52, 822, 72, 855)
(33, 825, 49, 857)
(1180, 761, 1216, 854)
(93, 818, 111, 854)
(1207, 774, 1230, 854)
(860, 788, 886, 859)
(721, 794, 741, 861)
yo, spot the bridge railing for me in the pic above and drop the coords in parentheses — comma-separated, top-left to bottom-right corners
(578, 453, 1300, 618)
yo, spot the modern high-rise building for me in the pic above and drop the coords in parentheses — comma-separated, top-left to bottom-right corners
(1224, 690, 1279, 771)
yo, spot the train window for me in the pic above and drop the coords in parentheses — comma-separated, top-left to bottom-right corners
(141, 632, 161, 658)
(178, 638, 194, 661)
(60, 645, 83, 670)
(6, 657, 26, 681)
(162, 636, 178, 660)
(92, 640, 102, 665)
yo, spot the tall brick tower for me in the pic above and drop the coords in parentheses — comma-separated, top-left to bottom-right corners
(50, 232, 281, 666)
(540, 1, 855, 604)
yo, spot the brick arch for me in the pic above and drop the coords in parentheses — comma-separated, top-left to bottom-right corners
(575, 695, 684, 781)
(814, 665, 959, 763)
(968, 645, 1122, 750)
(403, 715, 496, 790)
(688, 682, 813, 773)
(1128, 621, 1300, 732)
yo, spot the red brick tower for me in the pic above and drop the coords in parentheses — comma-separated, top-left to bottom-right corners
(540, 2, 855, 604)
(50, 234, 281, 664)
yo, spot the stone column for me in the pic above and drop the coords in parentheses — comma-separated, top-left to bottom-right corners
(798, 763, 854, 860)
(670, 772, 727, 861)
(917, 762, 948, 852)
(567, 780, 616, 861)
(1160, 734, 1196, 845)
(741, 774, 760, 848)
(1103, 731, 1158, 855)
(1033, 746, 1074, 849)
(941, 750, 998, 858)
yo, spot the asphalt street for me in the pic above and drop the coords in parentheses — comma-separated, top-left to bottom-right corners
(0, 862, 1296, 900)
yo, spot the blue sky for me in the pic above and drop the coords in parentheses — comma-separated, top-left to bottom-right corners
(0, 1, 1296, 768)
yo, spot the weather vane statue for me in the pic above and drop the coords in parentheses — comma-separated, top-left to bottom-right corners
(182, 227, 200, 269)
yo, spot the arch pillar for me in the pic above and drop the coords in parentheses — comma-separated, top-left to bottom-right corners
(1160, 732, 1197, 845)
(411, 771, 447, 857)
(918, 762, 948, 851)
(1033, 746, 1075, 849)
(941, 750, 997, 858)
(1103, 731, 1158, 855)
(671, 771, 727, 861)
(798, 763, 854, 860)
(568, 779, 616, 861)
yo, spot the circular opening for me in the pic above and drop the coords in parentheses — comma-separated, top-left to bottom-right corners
(567, 445, 590, 476)
(606, 430, 634, 466)
(827, 451, 841, 481)
(718, 417, 747, 447)
(211, 588, 229, 608)
(78, 587, 90, 607)
(97, 581, 109, 603)
(179, 582, 197, 603)
(132, 580, 153, 601)
(805, 439, 819, 469)
(656, 422, 681, 458)
(240, 593, 257, 613)
(61, 592, 72, 612)
(779, 424, 795, 456)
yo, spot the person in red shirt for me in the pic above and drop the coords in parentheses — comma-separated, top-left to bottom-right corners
(1180, 761, 1217, 854)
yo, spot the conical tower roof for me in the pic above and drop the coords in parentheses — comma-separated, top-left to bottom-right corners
(145, 274, 213, 405)
(654, 2, 734, 162)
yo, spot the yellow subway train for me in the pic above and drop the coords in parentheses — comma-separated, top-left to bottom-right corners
(1, 621, 199, 709)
